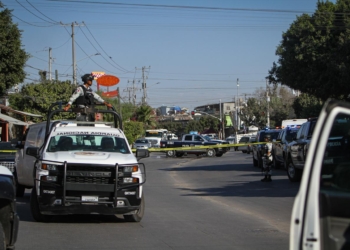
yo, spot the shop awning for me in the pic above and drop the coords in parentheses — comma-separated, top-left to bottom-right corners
(0, 113, 29, 126)
(0, 104, 42, 118)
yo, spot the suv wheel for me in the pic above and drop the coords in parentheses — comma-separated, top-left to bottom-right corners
(286, 159, 302, 182)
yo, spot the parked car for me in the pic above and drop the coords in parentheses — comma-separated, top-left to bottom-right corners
(133, 138, 152, 149)
(0, 165, 19, 249)
(252, 129, 281, 168)
(246, 137, 257, 154)
(237, 136, 256, 154)
(286, 117, 318, 182)
(272, 126, 301, 169)
(0, 142, 16, 173)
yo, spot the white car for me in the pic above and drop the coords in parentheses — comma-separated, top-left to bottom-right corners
(290, 99, 350, 249)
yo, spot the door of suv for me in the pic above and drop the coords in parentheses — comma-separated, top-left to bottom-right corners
(290, 99, 350, 250)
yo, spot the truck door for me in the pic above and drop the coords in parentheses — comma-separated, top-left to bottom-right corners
(290, 100, 350, 250)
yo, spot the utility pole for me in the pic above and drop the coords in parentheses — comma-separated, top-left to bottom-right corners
(60, 22, 84, 86)
(48, 47, 52, 81)
(126, 79, 140, 106)
(266, 77, 270, 128)
(236, 78, 239, 132)
(136, 66, 151, 105)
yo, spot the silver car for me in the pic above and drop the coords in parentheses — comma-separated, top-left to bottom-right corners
(133, 138, 152, 149)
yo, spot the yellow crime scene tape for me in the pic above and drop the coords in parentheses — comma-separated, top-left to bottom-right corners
(0, 150, 16, 153)
(131, 142, 268, 152)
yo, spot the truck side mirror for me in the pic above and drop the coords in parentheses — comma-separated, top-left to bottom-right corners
(26, 147, 40, 157)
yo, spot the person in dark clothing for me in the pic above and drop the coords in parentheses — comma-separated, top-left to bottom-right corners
(63, 73, 112, 121)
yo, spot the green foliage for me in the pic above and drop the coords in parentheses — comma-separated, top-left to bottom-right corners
(269, 0, 350, 101)
(134, 105, 157, 128)
(158, 121, 185, 135)
(0, 4, 28, 95)
(9, 80, 75, 122)
(240, 87, 297, 128)
(123, 121, 144, 144)
(292, 93, 324, 118)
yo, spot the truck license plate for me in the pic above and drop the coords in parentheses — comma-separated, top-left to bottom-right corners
(81, 196, 98, 202)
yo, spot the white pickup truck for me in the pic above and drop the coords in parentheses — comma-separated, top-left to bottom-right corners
(15, 102, 148, 222)
(290, 99, 350, 249)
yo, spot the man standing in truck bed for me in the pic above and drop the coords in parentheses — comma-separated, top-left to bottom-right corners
(63, 73, 112, 121)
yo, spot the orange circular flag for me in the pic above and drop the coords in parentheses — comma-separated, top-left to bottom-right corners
(96, 75, 120, 87)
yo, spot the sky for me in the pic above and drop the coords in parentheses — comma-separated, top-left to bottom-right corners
(2, 0, 325, 111)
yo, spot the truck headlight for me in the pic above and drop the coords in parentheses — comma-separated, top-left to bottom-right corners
(42, 164, 57, 171)
(123, 165, 138, 172)
(123, 177, 139, 183)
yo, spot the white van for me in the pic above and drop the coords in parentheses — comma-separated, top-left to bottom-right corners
(290, 99, 350, 249)
(281, 119, 307, 129)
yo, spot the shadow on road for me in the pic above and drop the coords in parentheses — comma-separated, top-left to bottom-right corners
(160, 161, 300, 198)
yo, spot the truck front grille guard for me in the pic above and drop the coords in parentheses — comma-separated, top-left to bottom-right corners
(61, 162, 146, 207)
(35, 159, 146, 207)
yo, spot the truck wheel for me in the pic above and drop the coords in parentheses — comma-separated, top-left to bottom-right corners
(124, 195, 145, 222)
(166, 150, 175, 157)
(206, 149, 215, 157)
(286, 159, 302, 182)
(30, 188, 52, 222)
(14, 171, 25, 197)
(0, 223, 6, 250)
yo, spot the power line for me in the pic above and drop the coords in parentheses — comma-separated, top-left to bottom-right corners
(25, 0, 60, 24)
(15, 0, 57, 25)
(82, 22, 131, 73)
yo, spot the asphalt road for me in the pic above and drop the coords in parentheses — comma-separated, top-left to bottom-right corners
(15, 150, 300, 250)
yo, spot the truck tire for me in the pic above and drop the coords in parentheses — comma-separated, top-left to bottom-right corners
(30, 188, 52, 222)
(286, 159, 302, 182)
(123, 195, 145, 222)
(0, 222, 6, 250)
(166, 150, 175, 158)
(206, 149, 215, 157)
(14, 171, 25, 197)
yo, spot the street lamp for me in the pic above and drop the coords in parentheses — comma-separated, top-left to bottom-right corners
(236, 78, 239, 132)
(73, 53, 101, 86)
(265, 77, 270, 128)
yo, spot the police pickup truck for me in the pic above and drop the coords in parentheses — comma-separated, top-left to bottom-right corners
(290, 99, 350, 249)
(160, 134, 227, 157)
(15, 102, 148, 222)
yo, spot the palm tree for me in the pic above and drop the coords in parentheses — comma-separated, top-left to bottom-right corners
(135, 105, 156, 128)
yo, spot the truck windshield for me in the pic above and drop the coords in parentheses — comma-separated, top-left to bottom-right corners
(46, 135, 130, 153)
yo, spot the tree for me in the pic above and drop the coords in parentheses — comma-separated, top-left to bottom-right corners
(0, 3, 28, 95)
(134, 105, 156, 128)
(292, 93, 324, 118)
(9, 80, 75, 122)
(268, 0, 350, 102)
